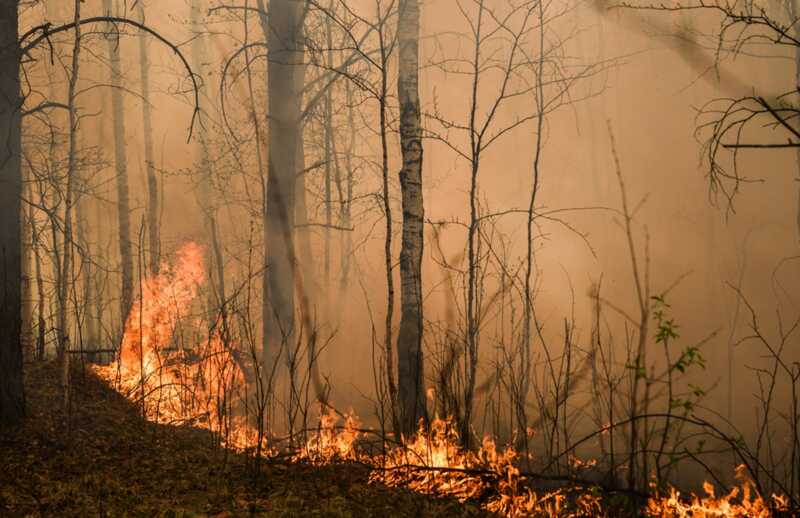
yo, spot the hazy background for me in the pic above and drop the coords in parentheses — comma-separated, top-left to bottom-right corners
(20, 0, 800, 486)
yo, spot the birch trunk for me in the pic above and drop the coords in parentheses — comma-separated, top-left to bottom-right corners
(396, 0, 427, 435)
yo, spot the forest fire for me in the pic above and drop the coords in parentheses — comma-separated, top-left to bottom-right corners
(92, 244, 792, 517)
(95, 243, 248, 446)
(369, 417, 604, 517)
(4, 0, 800, 515)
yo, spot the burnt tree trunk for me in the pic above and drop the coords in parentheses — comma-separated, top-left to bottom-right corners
(0, 0, 25, 425)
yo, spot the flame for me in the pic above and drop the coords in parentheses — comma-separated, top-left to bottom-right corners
(645, 465, 788, 517)
(369, 417, 603, 517)
(96, 242, 248, 447)
(92, 244, 793, 517)
(119, 242, 205, 368)
(295, 405, 362, 464)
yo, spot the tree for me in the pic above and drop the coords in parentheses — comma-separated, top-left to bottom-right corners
(102, 0, 134, 334)
(425, 0, 540, 446)
(0, 0, 25, 426)
(616, 0, 800, 238)
(262, 0, 305, 396)
(56, 0, 84, 409)
(137, 1, 159, 273)
(396, 0, 427, 436)
(191, 0, 227, 315)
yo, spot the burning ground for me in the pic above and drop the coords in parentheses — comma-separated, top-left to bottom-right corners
(1, 244, 791, 517)
(0, 363, 789, 517)
(0, 361, 486, 517)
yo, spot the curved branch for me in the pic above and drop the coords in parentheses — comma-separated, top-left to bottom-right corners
(20, 16, 201, 142)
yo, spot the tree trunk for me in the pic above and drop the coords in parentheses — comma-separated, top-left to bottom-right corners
(0, 0, 25, 426)
(323, 10, 334, 287)
(794, 1, 800, 241)
(294, 119, 314, 311)
(103, 0, 133, 335)
(22, 173, 34, 361)
(57, 0, 83, 409)
(191, 0, 226, 315)
(262, 0, 304, 391)
(463, 2, 486, 448)
(378, 26, 398, 432)
(137, 2, 160, 273)
(396, 0, 427, 436)
(77, 178, 95, 356)
(30, 181, 47, 362)
(339, 79, 355, 291)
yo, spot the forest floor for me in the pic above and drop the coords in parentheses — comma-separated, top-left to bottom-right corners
(0, 361, 490, 517)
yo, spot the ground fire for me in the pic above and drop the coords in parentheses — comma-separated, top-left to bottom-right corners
(94, 243, 791, 517)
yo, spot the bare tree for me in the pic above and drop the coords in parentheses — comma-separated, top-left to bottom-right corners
(191, 0, 227, 315)
(137, 1, 159, 273)
(425, 0, 539, 446)
(102, 0, 134, 334)
(56, 0, 84, 409)
(0, 0, 25, 426)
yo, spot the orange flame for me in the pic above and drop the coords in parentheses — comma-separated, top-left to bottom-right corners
(645, 465, 788, 517)
(369, 417, 603, 517)
(295, 405, 362, 464)
(97, 242, 247, 446)
(120, 242, 205, 368)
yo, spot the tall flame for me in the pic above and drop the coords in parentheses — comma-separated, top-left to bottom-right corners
(120, 242, 204, 368)
(99, 242, 246, 445)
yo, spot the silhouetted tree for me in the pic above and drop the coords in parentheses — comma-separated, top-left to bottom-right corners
(0, 0, 25, 426)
